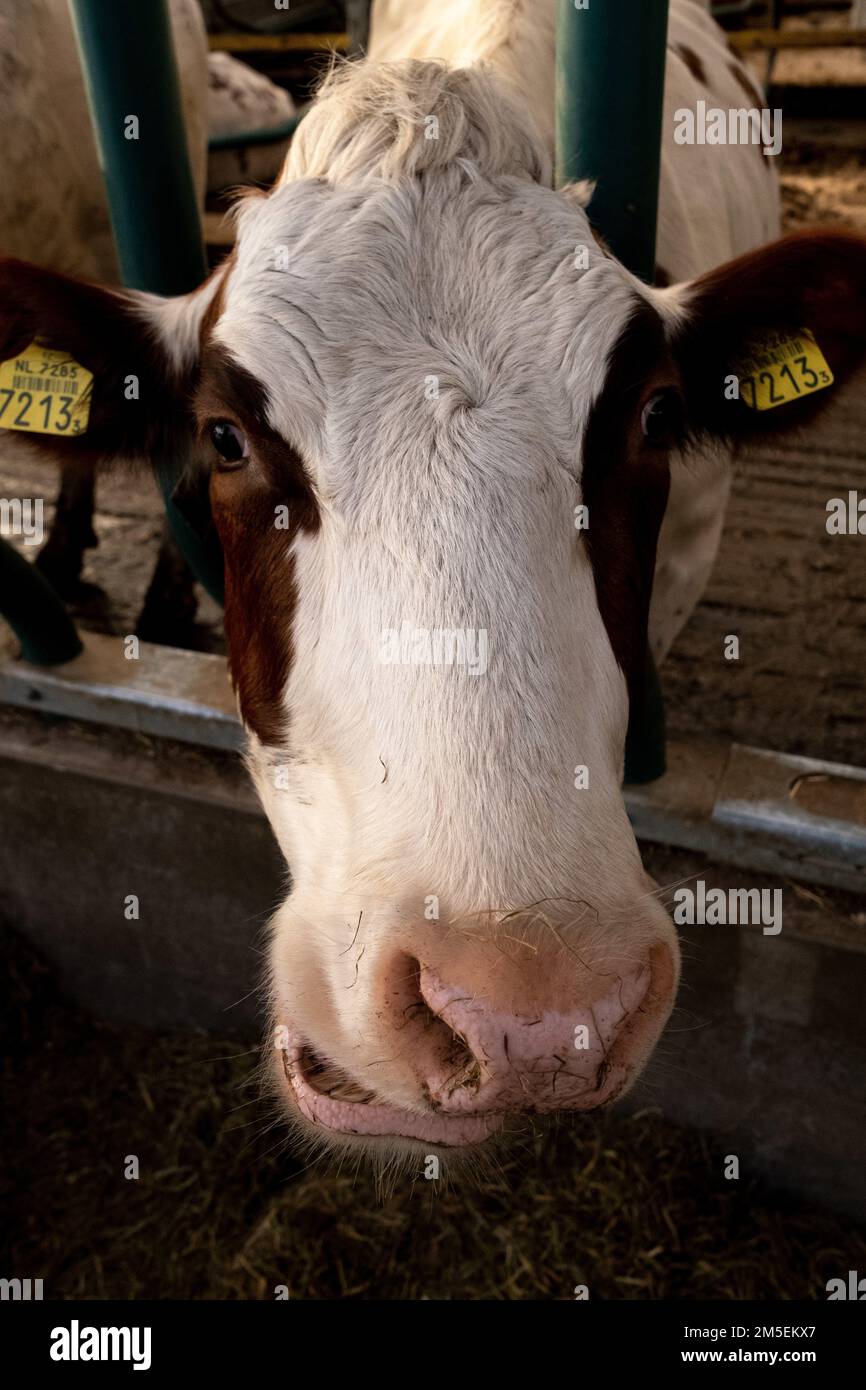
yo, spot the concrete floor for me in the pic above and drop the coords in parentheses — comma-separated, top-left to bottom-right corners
(664, 365, 866, 768)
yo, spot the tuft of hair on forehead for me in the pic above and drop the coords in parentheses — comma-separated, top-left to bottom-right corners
(281, 57, 550, 188)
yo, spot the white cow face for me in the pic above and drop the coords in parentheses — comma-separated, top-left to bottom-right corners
(195, 166, 686, 1162)
(3, 60, 865, 1169)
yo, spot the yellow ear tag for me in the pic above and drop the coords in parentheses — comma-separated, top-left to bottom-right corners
(735, 328, 834, 411)
(0, 342, 93, 436)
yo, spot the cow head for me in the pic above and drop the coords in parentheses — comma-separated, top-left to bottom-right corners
(4, 62, 865, 1168)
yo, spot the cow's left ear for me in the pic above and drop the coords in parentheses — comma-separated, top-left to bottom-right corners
(0, 257, 210, 464)
(662, 230, 866, 438)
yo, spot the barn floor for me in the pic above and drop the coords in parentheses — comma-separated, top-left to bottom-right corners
(2, 920, 864, 1301)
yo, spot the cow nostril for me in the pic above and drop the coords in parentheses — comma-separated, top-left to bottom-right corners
(393, 955, 480, 1104)
(434, 1030, 483, 1102)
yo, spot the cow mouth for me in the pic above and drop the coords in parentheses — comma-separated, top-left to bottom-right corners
(278, 1030, 502, 1147)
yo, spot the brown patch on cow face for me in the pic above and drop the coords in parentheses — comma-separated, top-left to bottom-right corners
(580, 304, 679, 726)
(195, 344, 319, 745)
(673, 43, 706, 85)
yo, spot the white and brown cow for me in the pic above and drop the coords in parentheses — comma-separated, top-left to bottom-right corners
(3, 0, 866, 1167)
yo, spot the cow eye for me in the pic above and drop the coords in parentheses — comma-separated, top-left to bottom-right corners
(210, 420, 249, 469)
(640, 390, 685, 449)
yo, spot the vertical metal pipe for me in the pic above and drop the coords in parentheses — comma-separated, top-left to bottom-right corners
(556, 0, 670, 781)
(69, 0, 207, 295)
(69, 0, 224, 603)
(346, 0, 372, 57)
(555, 0, 670, 284)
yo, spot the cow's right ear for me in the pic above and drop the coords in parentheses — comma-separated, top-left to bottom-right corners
(0, 257, 212, 463)
(658, 230, 866, 441)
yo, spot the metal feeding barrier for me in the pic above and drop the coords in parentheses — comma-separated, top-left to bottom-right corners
(69, 0, 226, 607)
(0, 0, 864, 896)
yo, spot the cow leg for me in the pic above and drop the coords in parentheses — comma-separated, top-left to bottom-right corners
(35, 464, 98, 593)
(135, 519, 198, 645)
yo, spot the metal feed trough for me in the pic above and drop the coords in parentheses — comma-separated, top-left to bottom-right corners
(1, 0, 864, 1215)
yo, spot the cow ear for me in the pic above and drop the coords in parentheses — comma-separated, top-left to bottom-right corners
(0, 257, 207, 463)
(664, 230, 866, 439)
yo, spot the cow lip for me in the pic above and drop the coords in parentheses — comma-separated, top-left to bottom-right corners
(278, 1029, 502, 1147)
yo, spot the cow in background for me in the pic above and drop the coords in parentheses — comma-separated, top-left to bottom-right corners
(0, 0, 294, 640)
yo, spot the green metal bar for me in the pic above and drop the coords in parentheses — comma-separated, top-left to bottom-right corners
(346, 0, 372, 57)
(556, 0, 670, 782)
(69, 0, 224, 605)
(69, 0, 206, 295)
(555, 0, 670, 284)
(0, 538, 83, 667)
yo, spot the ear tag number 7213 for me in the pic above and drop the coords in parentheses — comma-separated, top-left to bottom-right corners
(0, 342, 93, 435)
(736, 329, 833, 412)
